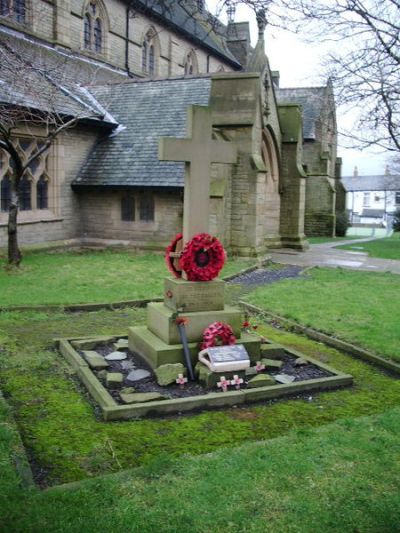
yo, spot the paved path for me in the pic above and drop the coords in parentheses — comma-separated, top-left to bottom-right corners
(269, 238, 400, 274)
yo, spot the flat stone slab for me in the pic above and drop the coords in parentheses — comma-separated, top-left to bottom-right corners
(114, 339, 129, 351)
(121, 360, 135, 371)
(83, 351, 109, 369)
(295, 357, 309, 366)
(261, 358, 283, 369)
(155, 363, 186, 386)
(72, 336, 116, 350)
(274, 374, 296, 384)
(248, 374, 277, 388)
(127, 369, 151, 382)
(106, 372, 124, 388)
(105, 351, 127, 361)
(120, 392, 167, 404)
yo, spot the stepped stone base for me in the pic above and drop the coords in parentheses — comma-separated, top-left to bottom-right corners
(147, 302, 242, 344)
(128, 326, 261, 369)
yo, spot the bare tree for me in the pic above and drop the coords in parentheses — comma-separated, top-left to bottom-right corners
(0, 39, 105, 266)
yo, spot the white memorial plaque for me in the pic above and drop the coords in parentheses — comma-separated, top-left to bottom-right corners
(198, 344, 250, 372)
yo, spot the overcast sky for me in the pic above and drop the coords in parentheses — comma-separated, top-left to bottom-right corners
(208, 1, 389, 176)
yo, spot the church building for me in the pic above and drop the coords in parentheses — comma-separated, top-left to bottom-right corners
(0, 0, 344, 256)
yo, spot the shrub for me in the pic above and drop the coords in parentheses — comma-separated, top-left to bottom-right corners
(392, 208, 400, 232)
(336, 211, 350, 237)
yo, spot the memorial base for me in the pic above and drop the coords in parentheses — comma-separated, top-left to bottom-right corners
(128, 326, 261, 369)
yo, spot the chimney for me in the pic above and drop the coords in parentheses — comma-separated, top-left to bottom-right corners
(353, 166, 358, 177)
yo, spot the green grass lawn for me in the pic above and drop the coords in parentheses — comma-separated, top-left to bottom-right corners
(244, 267, 400, 362)
(1, 309, 400, 489)
(307, 236, 358, 244)
(337, 232, 400, 259)
(0, 250, 255, 306)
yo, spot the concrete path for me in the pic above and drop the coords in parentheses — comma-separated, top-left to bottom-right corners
(269, 238, 400, 274)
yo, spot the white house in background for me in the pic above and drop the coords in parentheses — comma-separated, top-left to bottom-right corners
(342, 167, 400, 227)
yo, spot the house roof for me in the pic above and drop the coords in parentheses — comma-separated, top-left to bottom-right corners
(342, 174, 400, 191)
(73, 76, 212, 189)
(134, 0, 241, 69)
(276, 87, 327, 140)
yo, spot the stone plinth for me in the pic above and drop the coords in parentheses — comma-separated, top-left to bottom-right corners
(164, 278, 224, 312)
(128, 326, 261, 369)
(147, 302, 242, 345)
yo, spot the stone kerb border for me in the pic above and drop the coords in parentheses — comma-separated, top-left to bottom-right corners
(57, 336, 352, 421)
(240, 301, 400, 375)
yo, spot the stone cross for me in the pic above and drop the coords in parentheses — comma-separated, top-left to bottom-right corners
(159, 105, 237, 244)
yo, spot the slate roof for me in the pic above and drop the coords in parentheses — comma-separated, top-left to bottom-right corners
(134, 0, 241, 68)
(74, 76, 212, 189)
(342, 175, 400, 191)
(0, 27, 123, 125)
(276, 87, 327, 140)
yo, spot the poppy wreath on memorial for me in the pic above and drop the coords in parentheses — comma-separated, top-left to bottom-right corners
(165, 233, 183, 278)
(201, 321, 237, 350)
(180, 233, 225, 281)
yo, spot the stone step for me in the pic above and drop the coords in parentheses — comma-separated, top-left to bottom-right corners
(128, 325, 261, 369)
(147, 302, 242, 345)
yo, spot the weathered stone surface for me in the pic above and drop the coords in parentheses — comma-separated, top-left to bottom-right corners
(295, 357, 309, 366)
(164, 278, 225, 313)
(120, 387, 136, 394)
(121, 360, 135, 371)
(274, 374, 295, 384)
(155, 363, 186, 386)
(83, 351, 109, 369)
(245, 366, 258, 377)
(106, 372, 124, 388)
(114, 339, 129, 351)
(261, 358, 283, 369)
(72, 337, 116, 350)
(120, 392, 168, 404)
(127, 369, 151, 382)
(97, 370, 108, 380)
(247, 374, 276, 388)
(105, 351, 127, 361)
(195, 362, 245, 389)
(260, 344, 287, 359)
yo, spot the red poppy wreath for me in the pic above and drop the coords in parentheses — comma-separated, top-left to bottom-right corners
(180, 233, 225, 281)
(201, 321, 236, 350)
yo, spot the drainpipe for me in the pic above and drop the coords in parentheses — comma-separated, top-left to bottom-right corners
(206, 54, 210, 73)
(125, 6, 131, 76)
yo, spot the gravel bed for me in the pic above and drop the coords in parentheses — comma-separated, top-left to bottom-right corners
(227, 265, 305, 287)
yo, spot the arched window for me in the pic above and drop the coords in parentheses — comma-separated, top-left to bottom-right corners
(83, 1, 105, 53)
(142, 29, 158, 76)
(0, 0, 25, 23)
(36, 175, 48, 210)
(19, 176, 31, 211)
(1, 175, 11, 212)
(184, 50, 198, 76)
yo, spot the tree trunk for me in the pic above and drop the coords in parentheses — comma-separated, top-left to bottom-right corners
(8, 195, 22, 266)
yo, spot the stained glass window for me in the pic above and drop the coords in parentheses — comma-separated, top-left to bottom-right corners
(36, 176, 48, 210)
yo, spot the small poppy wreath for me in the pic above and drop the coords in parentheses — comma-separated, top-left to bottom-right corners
(180, 233, 225, 281)
(201, 321, 236, 350)
(165, 233, 183, 278)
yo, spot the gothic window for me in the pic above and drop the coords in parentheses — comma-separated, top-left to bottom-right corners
(184, 50, 198, 76)
(142, 29, 158, 76)
(139, 194, 154, 221)
(0, 0, 25, 23)
(1, 175, 11, 212)
(83, 0, 104, 53)
(36, 175, 48, 210)
(19, 176, 31, 211)
(121, 196, 135, 221)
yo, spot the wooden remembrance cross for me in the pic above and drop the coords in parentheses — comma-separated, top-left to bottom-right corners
(159, 105, 237, 245)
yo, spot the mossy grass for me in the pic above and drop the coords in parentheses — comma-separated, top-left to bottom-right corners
(0, 249, 255, 306)
(244, 267, 400, 362)
(2, 392, 400, 532)
(1, 309, 400, 486)
(337, 232, 400, 259)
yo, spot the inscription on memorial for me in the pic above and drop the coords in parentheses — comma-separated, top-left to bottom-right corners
(164, 278, 224, 312)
